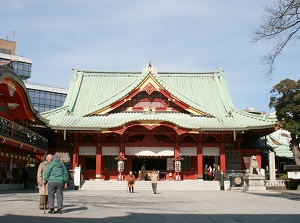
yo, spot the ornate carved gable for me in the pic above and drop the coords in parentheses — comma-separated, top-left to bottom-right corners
(90, 63, 211, 117)
(143, 83, 157, 95)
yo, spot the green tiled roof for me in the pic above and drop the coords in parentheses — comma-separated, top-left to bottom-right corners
(41, 65, 276, 131)
(266, 133, 293, 158)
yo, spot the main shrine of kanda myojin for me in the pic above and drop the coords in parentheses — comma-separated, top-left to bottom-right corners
(41, 63, 276, 180)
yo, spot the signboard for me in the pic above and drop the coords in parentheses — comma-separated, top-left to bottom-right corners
(167, 158, 173, 171)
(288, 171, 300, 179)
(74, 166, 81, 187)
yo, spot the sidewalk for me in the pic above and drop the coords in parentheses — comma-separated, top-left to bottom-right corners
(0, 189, 299, 223)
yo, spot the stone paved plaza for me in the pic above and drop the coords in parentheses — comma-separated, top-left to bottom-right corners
(0, 189, 299, 223)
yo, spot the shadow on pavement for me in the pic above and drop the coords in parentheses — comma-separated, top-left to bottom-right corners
(1, 213, 299, 223)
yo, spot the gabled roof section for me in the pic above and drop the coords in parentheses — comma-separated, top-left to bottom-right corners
(41, 63, 276, 131)
(60, 64, 234, 118)
(266, 132, 293, 158)
(0, 65, 46, 124)
(89, 64, 212, 116)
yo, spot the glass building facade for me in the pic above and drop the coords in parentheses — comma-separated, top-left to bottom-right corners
(1, 39, 68, 113)
(11, 61, 32, 79)
(26, 82, 68, 112)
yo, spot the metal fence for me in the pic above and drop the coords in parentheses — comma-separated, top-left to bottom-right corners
(0, 116, 48, 150)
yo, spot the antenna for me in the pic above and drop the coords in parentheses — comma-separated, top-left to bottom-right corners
(12, 31, 16, 41)
(240, 95, 243, 110)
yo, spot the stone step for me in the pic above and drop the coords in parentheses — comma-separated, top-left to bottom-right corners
(79, 180, 224, 191)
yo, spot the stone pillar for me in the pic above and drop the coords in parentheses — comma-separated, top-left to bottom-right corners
(268, 152, 276, 181)
(197, 142, 203, 178)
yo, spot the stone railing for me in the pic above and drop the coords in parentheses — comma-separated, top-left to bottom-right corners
(265, 180, 286, 186)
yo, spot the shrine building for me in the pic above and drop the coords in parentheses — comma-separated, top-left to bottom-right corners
(0, 65, 48, 184)
(41, 63, 276, 180)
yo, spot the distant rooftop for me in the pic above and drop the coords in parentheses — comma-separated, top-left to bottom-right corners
(25, 81, 68, 94)
(0, 52, 32, 64)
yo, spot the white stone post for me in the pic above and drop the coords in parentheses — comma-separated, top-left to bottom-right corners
(268, 152, 276, 181)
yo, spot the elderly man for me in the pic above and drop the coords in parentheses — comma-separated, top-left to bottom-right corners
(150, 169, 159, 194)
(44, 154, 69, 214)
(37, 154, 53, 210)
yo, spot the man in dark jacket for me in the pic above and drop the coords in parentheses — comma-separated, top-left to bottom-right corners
(44, 154, 69, 214)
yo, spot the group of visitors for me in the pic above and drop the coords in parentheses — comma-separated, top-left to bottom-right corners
(126, 169, 159, 194)
(37, 153, 69, 214)
(203, 163, 220, 181)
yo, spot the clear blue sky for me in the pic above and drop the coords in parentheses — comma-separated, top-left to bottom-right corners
(1, 0, 299, 113)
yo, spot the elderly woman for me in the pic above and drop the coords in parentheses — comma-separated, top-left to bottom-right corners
(44, 154, 69, 214)
(126, 171, 136, 193)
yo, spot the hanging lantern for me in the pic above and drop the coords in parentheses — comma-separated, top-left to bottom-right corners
(175, 161, 181, 173)
(117, 160, 124, 173)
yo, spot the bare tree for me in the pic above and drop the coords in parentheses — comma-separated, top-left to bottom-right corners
(253, 0, 300, 79)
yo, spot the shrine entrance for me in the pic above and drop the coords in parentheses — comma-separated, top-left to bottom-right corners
(132, 157, 167, 180)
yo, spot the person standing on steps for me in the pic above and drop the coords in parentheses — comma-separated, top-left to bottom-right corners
(203, 164, 208, 181)
(208, 165, 213, 181)
(126, 171, 136, 193)
(44, 154, 69, 214)
(150, 169, 159, 194)
(141, 163, 145, 181)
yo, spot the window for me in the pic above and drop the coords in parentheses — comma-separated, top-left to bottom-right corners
(34, 91, 40, 98)
(105, 156, 117, 170)
(86, 157, 96, 170)
(39, 98, 45, 105)
(0, 48, 12, 54)
(11, 62, 32, 79)
(181, 156, 193, 170)
(29, 90, 34, 97)
(45, 99, 51, 106)
(45, 93, 51, 100)
(40, 92, 46, 98)
(50, 93, 56, 100)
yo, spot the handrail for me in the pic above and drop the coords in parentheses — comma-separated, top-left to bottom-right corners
(0, 116, 48, 150)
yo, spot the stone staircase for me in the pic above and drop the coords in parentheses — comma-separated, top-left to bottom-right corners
(79, 180, 226, 191)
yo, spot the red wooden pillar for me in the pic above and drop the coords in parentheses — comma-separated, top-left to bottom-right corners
(174, 135, 180, 157)
(197, 142, 203, 179)
(219, 142, 226, 171)
(256, 154, 262, 169)
(72, 142, 79, 169)
(172, 135, 180, 180)
(120, 138, 126, 179)
(96, 142, 102, 179)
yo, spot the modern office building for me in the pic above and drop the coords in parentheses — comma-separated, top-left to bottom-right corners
(0, 39, 32, 80)
(0, 39, 68, 112)
(25, 82, 67, 112)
